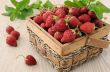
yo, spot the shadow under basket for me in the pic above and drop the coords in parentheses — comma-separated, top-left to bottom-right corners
(26, 19, 110, 72)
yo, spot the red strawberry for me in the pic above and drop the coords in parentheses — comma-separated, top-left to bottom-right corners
(6, 35, 17, 47)
(80, 22, 95, 34)
(94, 20, 103, 28)
(54, 32, 63, 41)
(59, 6, 69, 14)
(40, 23, 46, 29)
(69, 16, 81, 27)
(80, 6, 89, 14)
(45, 15, 55, 28)
(43, 11, 53, 22)
(6, 26, 14, 34)
(88, 10, 97, 19)
(53, 18, 68, 32)
(25, 55, 37, 65)
(55, 8, 66, 18)
(61, 29, 76, 43)
(10, 31, 20, 40)
(79, 14, 91, 23)
(33, 16, 43, 24)
(48, 27, 56, 36)
(69, 7, 80, 17)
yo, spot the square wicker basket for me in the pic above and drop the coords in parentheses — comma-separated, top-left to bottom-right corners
(26, 18, 110, 72)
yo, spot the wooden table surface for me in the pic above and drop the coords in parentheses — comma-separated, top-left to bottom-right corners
(0, 0, 110, 72)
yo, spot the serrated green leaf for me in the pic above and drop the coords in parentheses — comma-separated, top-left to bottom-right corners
(43, 0, 53, 9)
(31, 0, 42, 9)
(16, 0, 30, 10)
(17, 8, 33, 20)
(10, 0, 19, 6)
(64, 1, 85, 7)
(10, 10, 18, 21)
(96, 1, 110, 13)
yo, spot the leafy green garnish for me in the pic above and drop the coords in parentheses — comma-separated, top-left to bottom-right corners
(64, 0, 110, 19)
(2, 0, 53, 21)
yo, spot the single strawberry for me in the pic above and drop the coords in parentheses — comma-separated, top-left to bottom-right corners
(69, 7, 80, 17)
(10, 31, 20, 40)
(6, 26, 14, 34)
(80, 6, 89, 14)
(94, 20, 103, 28)
(61, 29, 76, 43)
(45, 15, 55, 28)
(54, 32, 63, 41)
(43, 11, 53, 22)
(53, 18, 68, 32)
(48, 27, 56, 36)
(40, 23, 46, 29)
(33, 16, 43, 24)
(59, 6, 69, 14)
(6, 35, 17, 47)
(69, 16, 81, 27)
(55, 8, 66, 18)
(80, 22, 95, 34)
(25, 55, 37, 65)
(79, 14, 91, 23)
(88, 10, 97, 19)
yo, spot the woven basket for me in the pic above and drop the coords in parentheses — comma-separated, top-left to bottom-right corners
(26, 18, 110, 72)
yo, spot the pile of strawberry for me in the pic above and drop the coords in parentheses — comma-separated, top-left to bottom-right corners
(33, 6, 104, 43)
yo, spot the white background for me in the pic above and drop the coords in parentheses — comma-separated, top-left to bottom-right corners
(0, 0, 110, 72)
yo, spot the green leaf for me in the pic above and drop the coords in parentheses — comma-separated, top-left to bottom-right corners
(43, 0, 53, 9)
(10, 10, 18, 21)
(31, 0, 43, 9)
(2, 6, 15, 16)
(96, 1, 110, 13)
(16, 0, 30, 11)
(64, 1, 85, 7)
(10, 0, 19, 6)
(17, 8, 33, 20)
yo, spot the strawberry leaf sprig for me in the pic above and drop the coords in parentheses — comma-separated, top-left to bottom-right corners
(64, 0, 110, 19)
(2, 0, 54, 21)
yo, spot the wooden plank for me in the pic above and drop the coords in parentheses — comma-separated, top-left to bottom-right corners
(62, 24, 110, 56)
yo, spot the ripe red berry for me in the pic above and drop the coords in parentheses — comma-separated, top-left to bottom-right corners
(25, 55, 37, 65)
(33, 16, 43, 24)
(43, 11, 53, 22)
(80, 6, 89, 14)
(79, 14, 91, 23)
(61, 29, 76, 43)
(6, 35, 17, 47)
(6, 26, 14, 34)
(55, 8, 66, 18)
(59, 6, 69, 14)
(10, 31, 20, 40)
(80, 22, 95, 34)
(69, 16, 81, 27)
(53, 18, 68, 32)
(54, 32, 63, 41)
(88, 10, 97, 19)
(45, 15, 55, 28)
(94, 20, 103, 28)
(69, 7, 80, 17)
(40, 23, 46, 29)
(48, 27, 56, 36)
